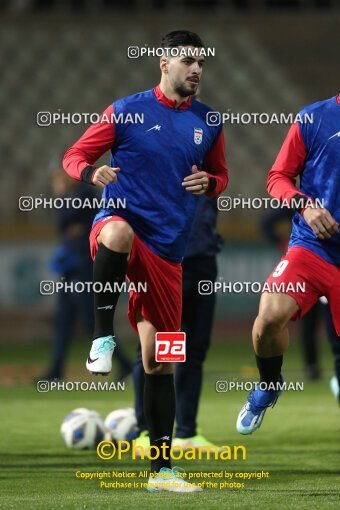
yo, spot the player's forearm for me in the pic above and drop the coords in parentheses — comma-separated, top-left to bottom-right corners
(62, 148, 97, 183)
(203, 129, 229, 196)
(266, 171, 307, 204)
(205, 171, 229, 197)
(267, 122, 309, 206)
(62, 104, 115, 184)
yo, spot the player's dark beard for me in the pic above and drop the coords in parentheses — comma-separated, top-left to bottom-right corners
(175, 82, 197, 98)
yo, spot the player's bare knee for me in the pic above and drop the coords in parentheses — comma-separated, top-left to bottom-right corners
(256, 308, 288, 338)
(143, 358, 161, 374)
(99, 221, 134, 253)
(157, 363, 174, 375)
(143, 358, 173, 375)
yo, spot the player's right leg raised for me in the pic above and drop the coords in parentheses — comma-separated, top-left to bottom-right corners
(86, 220, 134, 375)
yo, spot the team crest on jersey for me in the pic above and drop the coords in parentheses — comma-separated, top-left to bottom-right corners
(194, 127, 203, 145)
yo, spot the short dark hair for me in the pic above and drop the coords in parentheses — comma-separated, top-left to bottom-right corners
(161, 30, 204, 49)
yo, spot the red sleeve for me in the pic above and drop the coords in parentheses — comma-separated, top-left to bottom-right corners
(267, 123, 308, 203)
(202, 129, 229, 196)
(62, 104, 115, 183)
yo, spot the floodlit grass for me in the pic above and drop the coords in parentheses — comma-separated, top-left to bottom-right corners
(0, 338, 339, 509)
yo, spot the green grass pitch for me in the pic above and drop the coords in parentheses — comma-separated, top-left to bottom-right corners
(0, 337, 339, 509)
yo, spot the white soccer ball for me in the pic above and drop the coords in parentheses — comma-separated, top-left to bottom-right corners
(104, 407, 138, 442)
(61, 408, 107, 449)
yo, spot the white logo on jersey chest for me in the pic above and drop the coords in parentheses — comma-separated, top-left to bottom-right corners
(146, 124, 161, 132)
(328, 131, 340, 141)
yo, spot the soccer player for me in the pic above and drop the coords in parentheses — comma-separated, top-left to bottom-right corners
(132, 195, 223, 452)
(63, 30, 228, 491)
(236, 95, 340, 435)
(260, 207, 340, 390)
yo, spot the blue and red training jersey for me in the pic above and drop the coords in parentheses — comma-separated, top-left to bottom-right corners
(267, 95, 340, 266)
(63, 86, 228, 262)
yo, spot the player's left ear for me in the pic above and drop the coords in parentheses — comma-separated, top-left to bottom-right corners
(160, 56, 169, 73)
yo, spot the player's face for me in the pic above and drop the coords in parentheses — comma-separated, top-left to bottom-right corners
(166, 46, 204, 97)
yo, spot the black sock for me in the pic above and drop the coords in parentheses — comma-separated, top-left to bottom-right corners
(93, 244, 128, 339)
(255, 354, 283, 385)
(144, 373, 175, 473)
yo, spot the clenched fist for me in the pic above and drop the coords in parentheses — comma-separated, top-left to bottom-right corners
(92, 165, 120, 189)
(303, 205, 339, 240)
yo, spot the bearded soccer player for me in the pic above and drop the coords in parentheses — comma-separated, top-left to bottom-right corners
(237, 95, 340, 435)
(63, 30, 228, 491)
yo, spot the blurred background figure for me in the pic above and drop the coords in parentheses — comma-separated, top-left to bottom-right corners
(38, 168, 132, 381)
(133, 195, 223, 450)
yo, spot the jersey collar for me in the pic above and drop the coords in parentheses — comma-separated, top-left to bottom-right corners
(154, 85, 192, 110)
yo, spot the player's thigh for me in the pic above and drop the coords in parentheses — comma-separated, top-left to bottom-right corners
(97, 218, 134, 253)
(263, 247, 323, 325)
(257, 291, 300, 327)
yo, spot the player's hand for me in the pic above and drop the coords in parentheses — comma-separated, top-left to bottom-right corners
(302, 205, 339, 240)
(92, 165, 120, 189)
(182, 165, 209, 195)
